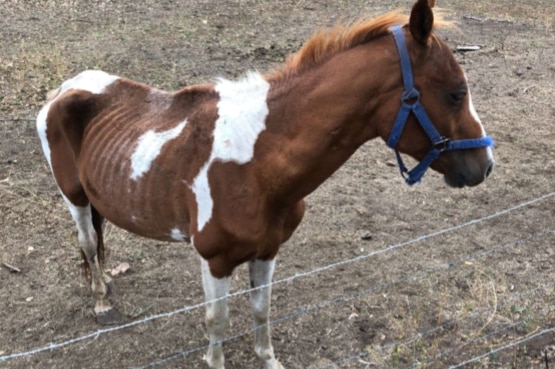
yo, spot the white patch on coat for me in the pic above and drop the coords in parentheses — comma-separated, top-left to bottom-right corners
(37, 70, 119, 192)
(60, 70, 120, 95)
(59, 194, 96, 247)
(130, 120, 187, 180)
(464, 73, 484, 133)
(468, 91, 483, 128)
(37, 104, 55, 170)
(249, 258, 281, 366)
(191, 163, 212, 231)
(465, 73, 494, 161)
(191, 72, 270, 232)
(200, 256, 231, 301)
(199, 256, 231, 368)
(170, 228, 188, 241)
(249, 259, 275, 315)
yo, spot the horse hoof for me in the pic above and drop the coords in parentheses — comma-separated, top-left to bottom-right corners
(96, 308, 124, 325)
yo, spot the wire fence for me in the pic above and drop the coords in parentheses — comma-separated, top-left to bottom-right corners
(0, 117, 36, 122)
(138, 229, 554, 369)
(1, 191, 553, 368)
(2, 0, 554, 366)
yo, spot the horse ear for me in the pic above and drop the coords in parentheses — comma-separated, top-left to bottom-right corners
(409, 0, 435, 45)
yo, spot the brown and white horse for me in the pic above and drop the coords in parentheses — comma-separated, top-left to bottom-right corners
(37, 1, 493, 368)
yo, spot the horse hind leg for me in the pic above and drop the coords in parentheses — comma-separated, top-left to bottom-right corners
(37, 85, 122, 325)
(64, 196, 123, 325)
(48, 141, 122, 325)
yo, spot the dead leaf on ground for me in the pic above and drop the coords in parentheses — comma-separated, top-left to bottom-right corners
(110, 262, 130, 277)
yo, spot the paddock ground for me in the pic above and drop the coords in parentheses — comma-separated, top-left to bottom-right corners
(1, 1, 554, 368)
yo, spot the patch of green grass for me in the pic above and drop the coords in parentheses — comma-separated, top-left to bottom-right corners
(530, 40, 545, 48)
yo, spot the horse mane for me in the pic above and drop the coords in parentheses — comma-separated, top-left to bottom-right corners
(266, 9, 451, 82)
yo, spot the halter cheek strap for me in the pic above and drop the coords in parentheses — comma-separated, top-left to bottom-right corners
(386, 25, 494, 186)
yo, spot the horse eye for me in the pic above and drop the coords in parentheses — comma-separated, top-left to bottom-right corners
(450, 90, 467, 102)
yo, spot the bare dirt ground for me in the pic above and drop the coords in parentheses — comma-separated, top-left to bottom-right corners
(1, 1, 554, 368)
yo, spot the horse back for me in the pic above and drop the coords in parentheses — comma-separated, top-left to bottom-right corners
(41, 71, 220, 241)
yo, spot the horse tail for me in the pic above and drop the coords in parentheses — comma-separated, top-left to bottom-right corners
(91, 205, 106, 267)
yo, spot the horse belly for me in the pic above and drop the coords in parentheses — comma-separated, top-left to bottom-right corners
(79, 121, 193, 243)
(83, 169, 192, 242)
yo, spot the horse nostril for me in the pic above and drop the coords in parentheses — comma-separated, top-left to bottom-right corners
(485, 161, 494, 178)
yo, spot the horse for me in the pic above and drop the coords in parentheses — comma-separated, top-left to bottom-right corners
(36, 0, 493, 368)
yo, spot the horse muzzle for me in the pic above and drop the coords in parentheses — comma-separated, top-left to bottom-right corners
(443, 151, 494, 188)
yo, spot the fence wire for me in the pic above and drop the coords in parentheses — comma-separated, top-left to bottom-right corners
(0, 192, 553, 366)
(137, 229, 555, 368)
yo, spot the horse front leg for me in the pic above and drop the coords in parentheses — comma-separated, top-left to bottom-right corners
(201, 258, 231, 369)
(67, 201, 121, 325)
(249, 258, 284, 369)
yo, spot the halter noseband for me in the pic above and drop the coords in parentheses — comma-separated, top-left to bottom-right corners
(386, 25, 494, 185)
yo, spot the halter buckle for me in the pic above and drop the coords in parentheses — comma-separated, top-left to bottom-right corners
(433, 137, 451, 152)
(401, 88, 420, 105)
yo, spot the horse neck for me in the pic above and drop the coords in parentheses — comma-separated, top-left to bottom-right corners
(260, 37, 399, 204)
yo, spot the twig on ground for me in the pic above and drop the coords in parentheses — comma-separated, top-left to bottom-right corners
(456, 45, 482, 52)
(463, 15, 484, 22)
(1, 262, 21, 273)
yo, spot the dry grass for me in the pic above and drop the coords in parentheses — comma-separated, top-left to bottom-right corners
(350, 261, 554, 368)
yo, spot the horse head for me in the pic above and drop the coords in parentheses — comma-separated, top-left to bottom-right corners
(382, 0, 494, 187)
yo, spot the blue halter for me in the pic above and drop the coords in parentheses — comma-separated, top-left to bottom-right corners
(386, 25, 494, 185)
